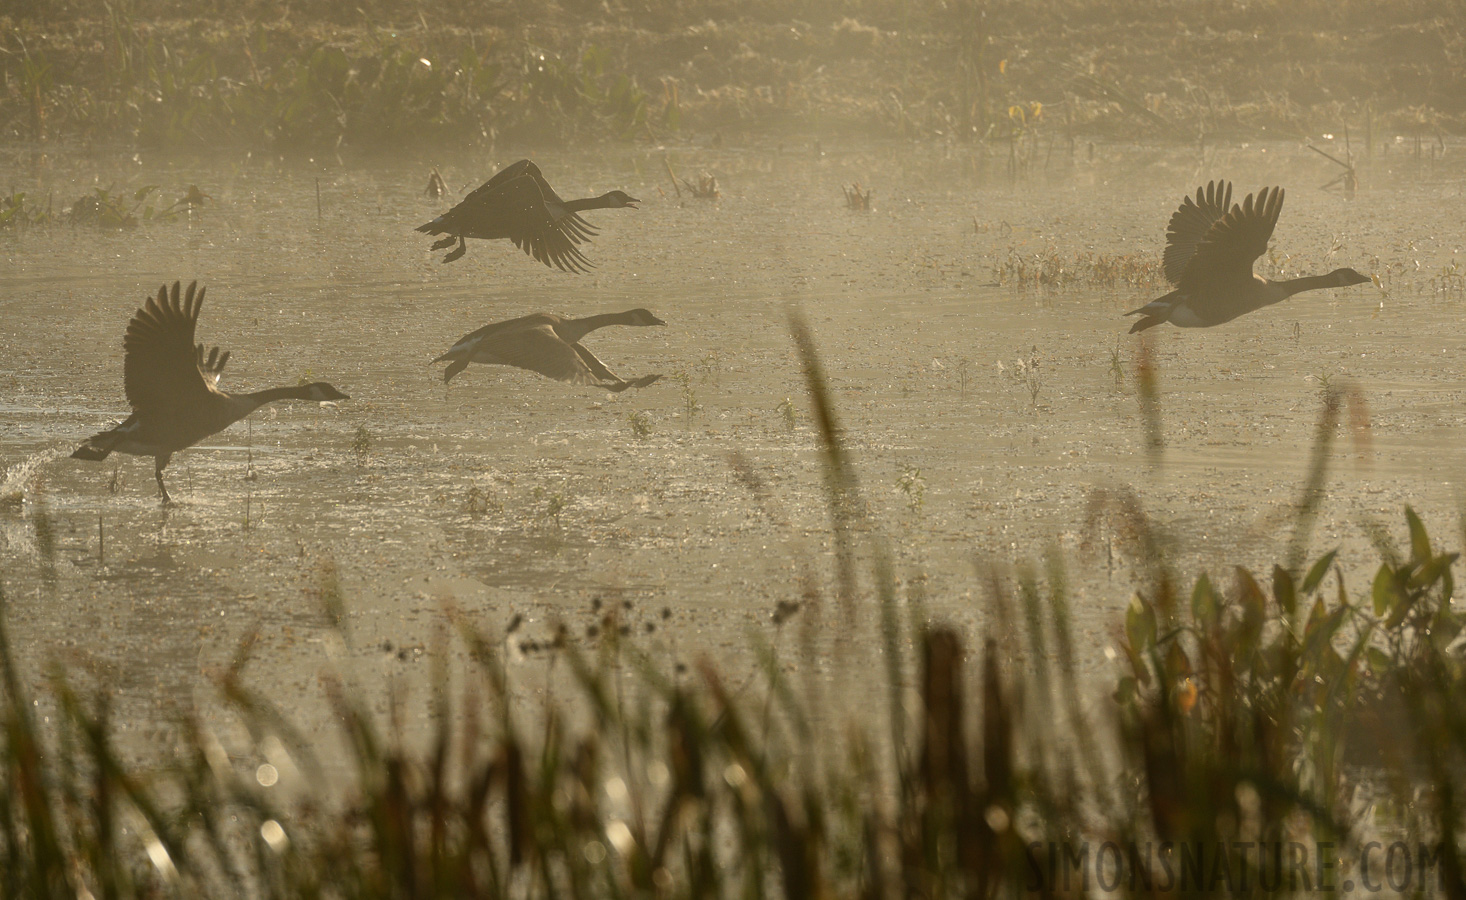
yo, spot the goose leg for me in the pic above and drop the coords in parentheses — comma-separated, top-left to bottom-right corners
(442, 236, 467, 264)
(429, 234, 457, 251)
(443, 358, 470, 383)
(154, 454, 173, 504)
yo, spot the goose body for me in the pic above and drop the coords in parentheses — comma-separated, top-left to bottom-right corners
(1127, 181, 1370, 333)
(72, 281, 349, 503)
(433, 308, 665, 391)
(416, 160, 638, 271)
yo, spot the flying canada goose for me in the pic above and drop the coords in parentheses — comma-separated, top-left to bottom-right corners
(416, 160, 639, 271)
(72, 281, 350, 503)
(433, 308, 665, 390)
(1126, 181, 1370, 333)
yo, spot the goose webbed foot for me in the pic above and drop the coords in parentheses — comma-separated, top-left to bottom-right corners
(429, 234, 457, 251)
(604, 374, 662, 393)
(442, 237, 467, 264)
(443, 358, 470, 383)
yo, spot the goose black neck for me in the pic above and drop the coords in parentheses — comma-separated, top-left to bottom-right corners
(558, 311, 638, 343)
(1276, 273, 1342, 298)
(241, 384, 322, 407)
(563, 193, 622, 213)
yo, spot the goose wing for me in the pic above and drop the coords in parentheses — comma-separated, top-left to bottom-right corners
(459, 175, 595, 272)
(452, 159, 541, 212)
(432, 313, 563, 364)
(465, 161, 592, 237)
(482, 159, 538, 190)
(1180, 186, 1284, 288)
(123, 281, 222, 416)
(490, 176, 594, 271)
(570, 343, 625, 383)
(513, 161, 599, 243)
(469, 324, 601, 385)
(1162, 181, 1233, 285)
(195, 343, 231, 388)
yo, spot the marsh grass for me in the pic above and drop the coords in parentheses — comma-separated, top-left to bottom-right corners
(4, 324, 1466, 896)
(993, 246, 1168, 292)
(8, 0, 1459, 151)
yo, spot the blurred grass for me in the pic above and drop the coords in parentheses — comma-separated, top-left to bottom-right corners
(4, 321, 1466, 896)
(2, 0, 1463, 151)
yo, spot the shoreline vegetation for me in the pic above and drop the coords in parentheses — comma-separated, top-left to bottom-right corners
(3, 320, 1466, 896)
(2, 0, 1463, 154)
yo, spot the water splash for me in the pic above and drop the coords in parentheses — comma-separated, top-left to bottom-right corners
(0, 449, 65, 509)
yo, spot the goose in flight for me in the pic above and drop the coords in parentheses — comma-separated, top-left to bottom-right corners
(417, 160, 639, 271)
(433, 308, 664, 390)
(1127, 181, 1370, 333)
(72, 281, 350, 503)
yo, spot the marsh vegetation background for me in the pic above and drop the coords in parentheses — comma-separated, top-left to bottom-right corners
(3, 0, 1466, 897)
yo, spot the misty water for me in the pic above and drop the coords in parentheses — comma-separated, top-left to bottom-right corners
(2, 139, 1464, 766)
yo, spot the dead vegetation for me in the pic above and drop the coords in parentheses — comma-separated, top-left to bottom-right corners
(992, 246, 1168, 291)
(2, 0, 1462, 149)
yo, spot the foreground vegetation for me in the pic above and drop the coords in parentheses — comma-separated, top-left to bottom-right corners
(2, 320, 1465, 897)
(2, 0, 1462, 153)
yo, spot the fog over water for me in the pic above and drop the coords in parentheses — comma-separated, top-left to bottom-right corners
(1, 138, 1463, 767)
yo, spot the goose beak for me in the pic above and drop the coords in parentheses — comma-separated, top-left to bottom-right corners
(650, 315, 666, 326)
(625, 196, 641, 209)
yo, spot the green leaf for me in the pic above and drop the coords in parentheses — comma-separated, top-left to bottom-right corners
(1302, 549, 1339, 595)
(1372, 565, 1397, 617)
(1126, 593, 1157, 654)
(1406, 507, 1432, 564)
(1366, 647, 1392, 676)
(1235, 566, 1266, 649)
(1165, 642, 1192, 680)
(1304, 596, 1326, 635)
(1191, 574, 1218, 624)
(1410, 553, 1458, 592)
(1114, 676, 1139, 705)
(1303, 605, 1346, 666)
(1273, 565, 1297, 619)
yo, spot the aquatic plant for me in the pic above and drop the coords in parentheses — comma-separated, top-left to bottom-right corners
(895, 463, 925, 514)
(4, 324, 1466, 897)
(351, 425, 374, 466)
(626, 410, 653, 439)
(992, 245, 1168, 291)
(0, 191, 54, 229)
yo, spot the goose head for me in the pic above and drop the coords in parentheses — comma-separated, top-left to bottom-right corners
(626, 309, 665, 326)
(600, 190, 640, 209)
(1329, 267, 1371, 287)
(305, 382, 351, 401)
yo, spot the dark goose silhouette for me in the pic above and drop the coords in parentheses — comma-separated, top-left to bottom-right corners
(433, 309, 665, 390)
(72, 281, 350, 503)
(416, 160, 639, 271)
(1127, 181, 1370, 333)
